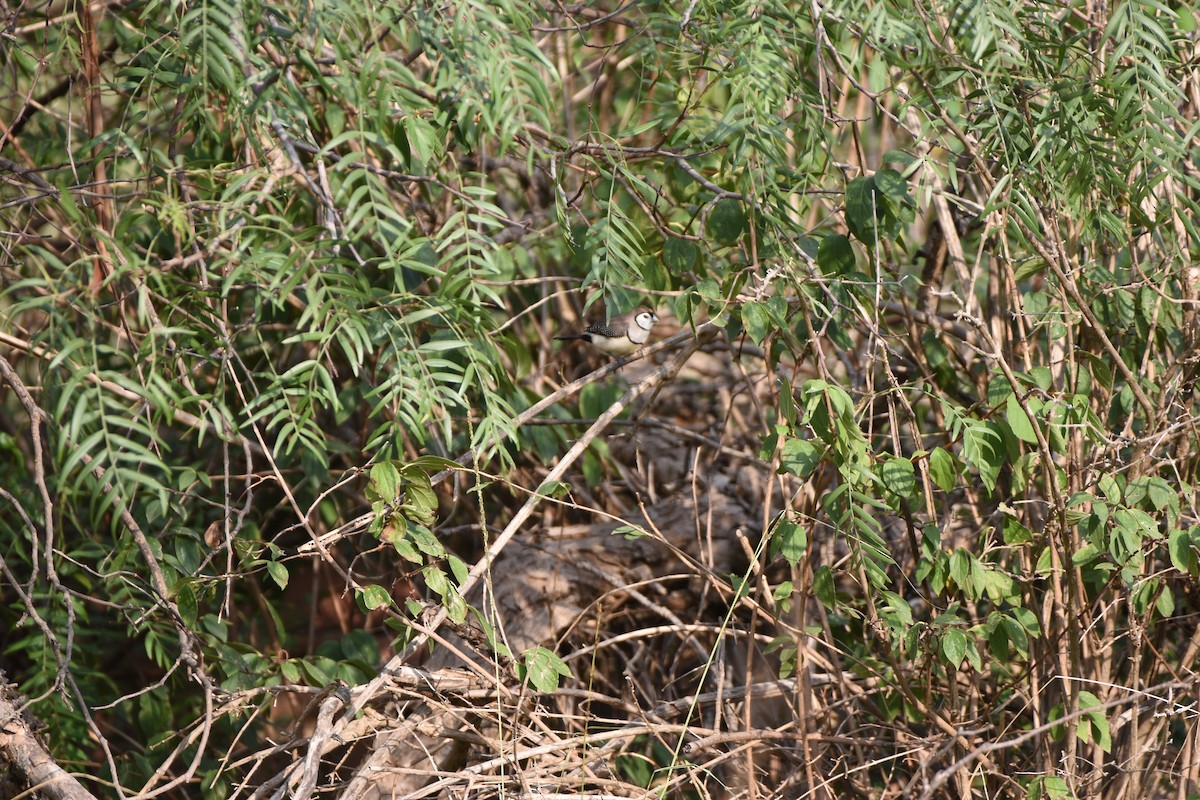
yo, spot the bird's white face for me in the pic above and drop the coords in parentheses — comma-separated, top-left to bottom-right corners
(634, 311, 658, 331)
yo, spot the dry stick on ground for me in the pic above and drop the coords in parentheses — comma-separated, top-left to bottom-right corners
(277, 334, 705, 800)
(287, 684, 352, 800)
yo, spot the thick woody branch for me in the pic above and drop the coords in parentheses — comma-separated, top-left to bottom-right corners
(0, 675, 100, 800)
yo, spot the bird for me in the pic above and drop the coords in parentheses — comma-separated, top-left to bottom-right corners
(555, 306, 659, 356)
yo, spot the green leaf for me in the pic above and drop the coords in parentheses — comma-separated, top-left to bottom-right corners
(1033, 776, 1072, 799)
(1114, 508, 1160, 542)
(340, 630, 378, 666)
(1144, 477, 1176, 514)
(872, 169, 910, 206)
(882, 150, 916, 168)
(613, 524, 649, 540)
(368, 461, 401, 504)
(444, 592, 468, 624)
(742, 301, 770, 345)
(404, 115, 440, 166)
(662, 237, 699, 272)
(845, 175, 877, 242)
(448, 554, 469, 586)
(641, 250, 672, 291)
(776, 641, 797, 678)
(1179, 6, 1198, 31)
(1011, 607, 1041, 635)
(1076, 691, 1112, 753)
(537, 480, 572, 499)
(772, 518, 808, 567)
(280, 660, 302, 683)
(1001, 614, 1029, 656)
(1006, 393, 1038, 444)
(942, 627, 967, 667)
(1072, 542, 1102, 565)
(729, 573, 752, 601)
(988, 615, 1011, 660)
(880, 590, 914, 628)
(962, 421, 1005, 493)
(423, 565, 450, 597)
(356, 585, 393, 611)
(401, 477, 437, 526)
(409, 455, 459, 472)
(1169, 528, 1199, 574)
(1030, 367, 1053, 392)
(920, 523, 942, 559)
(773, 581, 794, 614)
(965, 638, 982, 672)
(1003, 516, 1034, 545)
(1156, 586, 1175, 618)
(880, 455, 917, 498)
(949, 548, 972, 589)
(175, 583, 197, 627)
(581, 448, 602, 488)
(779, 438, 821, 479)
(928, 447, 957, 492)
(986, 375, 1012, 408)
(813, 565, 836, 608)
(707, 198, 747, 245)
(406, 521, 447, 558)
(817, 234, 855, 274)
(265, 560, 289, 590)
(520, 646, 572, 692)
(777, 377, 798, 426)
(298, 656, 338, 687)
(388, 534, 422, 564)
(580, 381, 622, 419)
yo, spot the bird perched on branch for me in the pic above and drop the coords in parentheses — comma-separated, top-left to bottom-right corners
(555, 306, 659, 356)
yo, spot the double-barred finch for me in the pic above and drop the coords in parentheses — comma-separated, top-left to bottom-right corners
(555, 306, 659, 356)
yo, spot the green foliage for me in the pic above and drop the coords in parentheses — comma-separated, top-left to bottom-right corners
(3, 0, 1200, 797)
(517, 645, 573, 693)
(844, 169, 916, 247)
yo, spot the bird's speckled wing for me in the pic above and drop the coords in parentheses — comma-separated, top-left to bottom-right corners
(584, 321, 624, 338)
